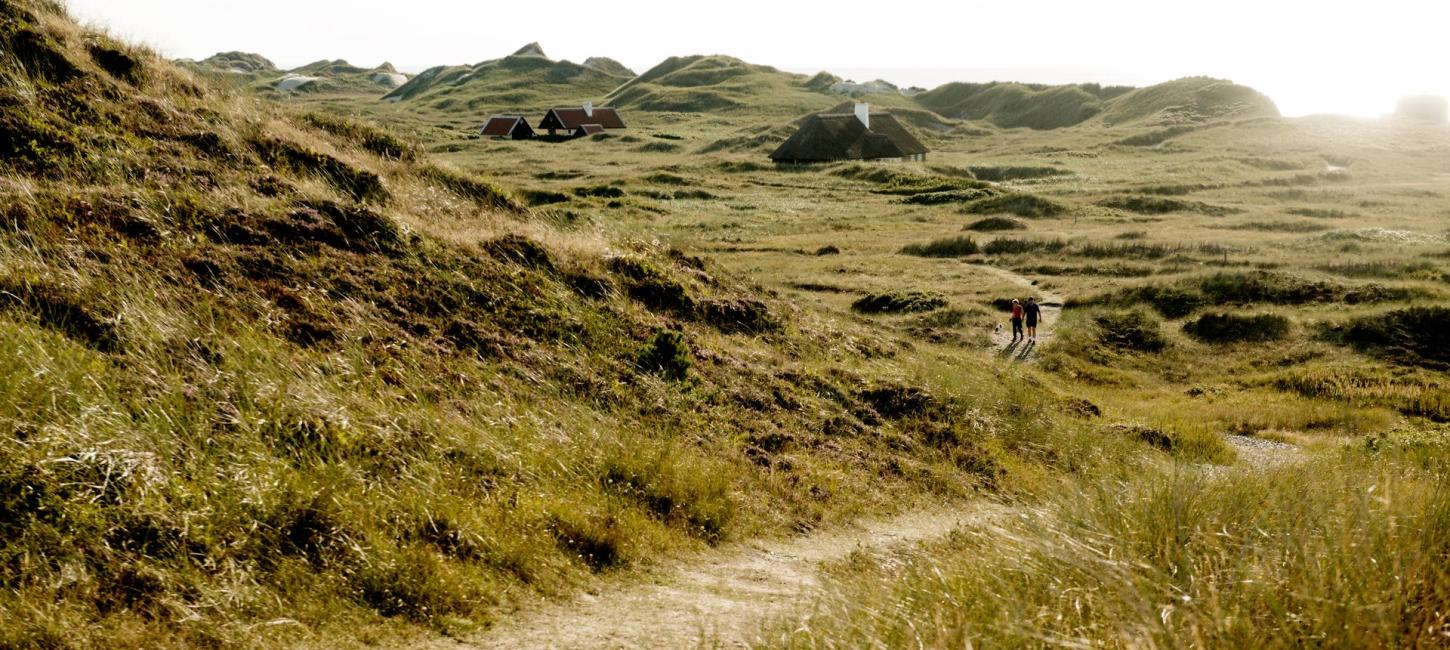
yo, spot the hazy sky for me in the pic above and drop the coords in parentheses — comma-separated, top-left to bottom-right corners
(67, 0, 1448, 117)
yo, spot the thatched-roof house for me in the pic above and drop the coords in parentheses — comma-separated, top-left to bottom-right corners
(480, 116, 534, 140)
(540, 102, 626, 136)
(770, 103, 928, 163)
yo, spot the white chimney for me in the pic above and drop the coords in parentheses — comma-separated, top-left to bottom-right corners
(584, 101, 594, 117)
(854, 102, 870, 129)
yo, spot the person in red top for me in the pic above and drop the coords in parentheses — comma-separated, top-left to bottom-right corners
(1010, 299, 1024, 342)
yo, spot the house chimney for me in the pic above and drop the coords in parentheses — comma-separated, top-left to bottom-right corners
(854, 102, 870, 129)
(584, 101, 594, 117)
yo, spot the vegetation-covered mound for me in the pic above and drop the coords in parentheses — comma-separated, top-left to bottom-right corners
(1095, 76, 1279, 125)
(852, 291, 949, 314)
(911, 77, 1276, 130)
(1075, 272, 1424, 318)
(1183, 312, 1291, 343)
(0, 3, 1070, 645)
(606, 55, 840, 114)
(383, 43, 630, 110)
(1332, 306, 1450, 369)
(913, 81, 1131, 129)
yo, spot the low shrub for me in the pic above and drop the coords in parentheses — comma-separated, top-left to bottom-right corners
(1183, 313, 1291, 343)
(852, 291, 948, 314)
(574, 184, 626, 199)
(964, 194, 1065, 218)
(1094, 310, 1167, 352)
(1098, 195, 1234, 216)
(637, 329, 692, 380)
(900, 189, 993, 205)
(965, 216, 1026, 232)
(983, 238, 1068, 255)
(901, 236, 979, 258)
(1332, 306, 1450, 369)
(965, 165, 1067, 182)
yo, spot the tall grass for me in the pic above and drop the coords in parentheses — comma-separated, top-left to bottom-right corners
(759, 433, 1450, 648)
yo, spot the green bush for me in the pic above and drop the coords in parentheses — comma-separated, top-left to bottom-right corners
(901, 236, 979, 258)
(964, 194, 1065, 218)
(1094, 310, 1167, 352)
(983, 237, 1068, 255)
(637, 329, 692, 380)
(1334, 306, 1450, 369)
(1183, 313, 1291, 343)
(852, 291, 948, 314)
(964, 216, 1026, 232)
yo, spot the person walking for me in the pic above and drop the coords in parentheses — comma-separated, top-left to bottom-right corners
(1010, 299, 1024, 342)
(1024, 297, 1041, 341)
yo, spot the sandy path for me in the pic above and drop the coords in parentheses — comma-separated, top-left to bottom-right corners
(427, 504, 1008, 650)
(973, 265, 1065, 359)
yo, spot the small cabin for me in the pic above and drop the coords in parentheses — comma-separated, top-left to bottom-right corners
(480, 116, 534, 140)
(574, 124, 607, 138)
(770, 103, 928, 164)
(539, 102, 626, 136)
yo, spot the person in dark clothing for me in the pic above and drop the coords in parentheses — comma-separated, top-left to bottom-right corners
(1010, 299, 1024, 341)
(1024, 297, 1041, 341)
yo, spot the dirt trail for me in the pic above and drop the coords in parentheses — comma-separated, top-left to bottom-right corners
(430, 504, 1008, 650)
(974, 265, 1065, 359)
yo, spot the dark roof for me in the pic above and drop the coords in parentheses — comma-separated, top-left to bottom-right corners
(769, 112, 928, 162)
(541, 107, 626, 129)
(577, 124, 606, 135)
(481, 116, 526, 136)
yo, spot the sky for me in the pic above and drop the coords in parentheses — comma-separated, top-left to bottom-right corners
(66, 0, 1449, 118)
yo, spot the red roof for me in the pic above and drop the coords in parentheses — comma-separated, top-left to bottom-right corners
(577, 124, 606, 135)
(481, 116, 526, 137)
(540, 107, 626, 130)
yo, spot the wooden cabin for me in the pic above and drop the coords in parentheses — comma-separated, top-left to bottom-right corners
(539, 102, 626, 136)
(480, 116, 534, 140)
(770, 103, 928, 163)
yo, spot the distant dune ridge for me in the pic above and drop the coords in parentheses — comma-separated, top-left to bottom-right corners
(183, 41, 1281, 134)
(180, 52, 409, 94)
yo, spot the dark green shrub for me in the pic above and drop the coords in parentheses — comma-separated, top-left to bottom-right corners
(964, 194, 1065, 218)
(1334, 306, 1450, 369)
(573, 184, 625, 199)
(1095, 310, 1167, 352)
(698, 298, 775, 334)
(1183, 313, 1291, 343)
(638, 329, 691, 380)
(901, 189, 993, 205)
(520, 189, 569, 206)
(965, 216, 1026, 231)
(983, 237, 1068, 255)
(1098, 195, 1234, 216)
(901, 236, 979, 258)
(852, 291, 948, 314)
